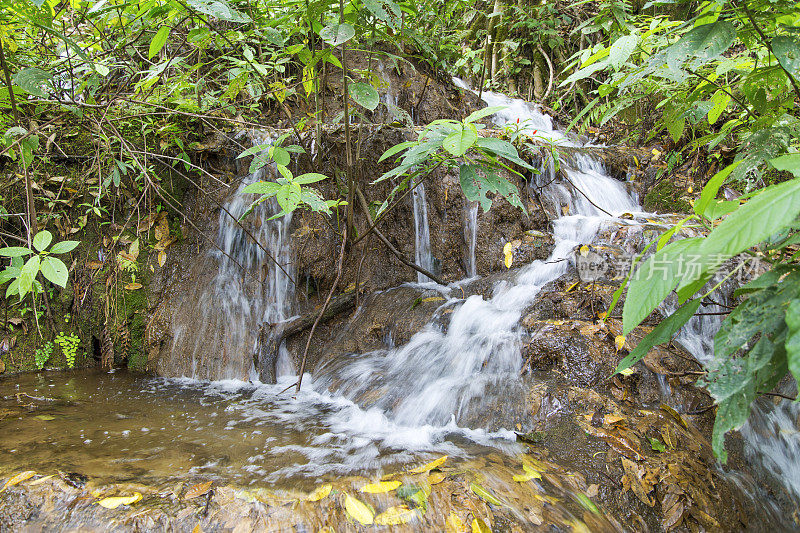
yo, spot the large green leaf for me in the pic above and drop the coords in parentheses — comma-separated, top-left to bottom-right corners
(442, 124, 478, 157)
(0, 247, 33, 258)
(694, 160, 742, 218)
(349, 82, 379, 111)
(242, 181, 281, 196)
(464, 106, 506, 124)
(362, 0, 401, 28)
(320, 23, 355, 46)
(615, 298, 701, 374)
(666, 21, 736, 63)
(49, 240, 80, 255)
(622, 237, 703, 334)
(697, 177, 800, 261)
(769, 153, 800, 177)
(785, 299, 800, 393)
(609, 34, 638, 69)
(772, 35, 800, 80)
(458, 164, 523, 213)
(148, 26, 170, 59)
(716, 272, 800, 358)
(707, 89, 730, 125)
(184, 0, 251, 23)
(32, 230, 52, 253)
(18, 255, 41, 299)
(707, 333, 788, 462)
(13, 68, 52, 98)
(40, 256, 68, 288)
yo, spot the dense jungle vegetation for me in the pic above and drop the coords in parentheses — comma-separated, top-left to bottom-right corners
(0, 0, 800, 468)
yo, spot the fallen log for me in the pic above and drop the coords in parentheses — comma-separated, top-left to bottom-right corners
(255, 291, 356, 383)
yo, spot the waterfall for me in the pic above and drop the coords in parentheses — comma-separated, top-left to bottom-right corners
(163, 149, 295, 381)
(315, 83, 640, 431)
(464, 203, 478, 277)
(411, 181, 435, 283)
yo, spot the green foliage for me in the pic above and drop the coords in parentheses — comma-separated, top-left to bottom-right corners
(54, 331, 80, 369)
(378, 108, 531, 216)
(0, 230, 78, 301)
(34, 340, 53, 369)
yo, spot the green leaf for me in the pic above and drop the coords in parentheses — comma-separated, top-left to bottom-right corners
(18, 255, 41, 299)
(474, 137, 518, 159)
(0, 266, 20, 285)
(319, 23, 355, 46)
(184, 0, 251, 22)
(32, 230, 52, 252)
(616, 299, 701, 374)
(0, 247, 33, 258)
(464, 105, 507, 124)
(13, 68, 52, 98)
(470, 483, 504, 506)
(609, 33, 638, 69)
(708, 334, 788, 462)
(769, 153, 800, 177)
(379, 141, 416, 162)
(707, 89, 730, 125)
(772, 35, 800, 80)
(349, 82, 379, 111)
(785, 299, 800, 394)
(40, 256, 68, 288)
(294, 173, 327, 185)
(715, 272, 800, 359)
(276, 181, 302, 214)
(264, 27, 285, 46)
(242, 181, 281, 196)
(148, 26, 171, 59)
(666, 21, 736, 63)
(270, 146, 290, 167)
(362, 0, 401, 27)
(49, 240, 79, 254)
(622, 237, 703, 334)
(694, 160, 742, 218)
(442, 124, 478, 157)
(698, 177, 800, 263)
(238, 144, 271, 159)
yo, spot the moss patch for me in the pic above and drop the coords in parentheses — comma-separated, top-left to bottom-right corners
(643, 179, 691, 213)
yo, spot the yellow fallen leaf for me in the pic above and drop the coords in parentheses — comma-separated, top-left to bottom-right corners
(360, 480, 401, 493)
(409, 455, 447, 474)
(0, 471, 36, 492)
(344, 493, 374, 525)
(579, 245, 590, 256)
(472, 517, 492, 533)
(421, 296, 445, 303)
(523, 464, 543, 478)
(306, 483, 332, 502)
(34, 415, 55, 421)
(565, 281, 580, 293)
(27, 475, 54, 486)
(615, 335, 626, 351)
(427, 472, 446, 485)
(184, 481, 213, 500)
(192, 524, 203, 533)
(619, 368, 635, 376)
(125, 283, 142, 290)
(446, 513, 467, 532)
(374, 505, 416, 525)
(96, 492, 142, 509)
(158, 251, 167, 267)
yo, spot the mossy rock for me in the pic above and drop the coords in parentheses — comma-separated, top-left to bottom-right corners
(643, 179, 691, 213)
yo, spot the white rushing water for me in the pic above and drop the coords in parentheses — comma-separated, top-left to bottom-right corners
(166, 144, 295, 381)
(411, 182, 435, 283)
(464, 203, 478, 277)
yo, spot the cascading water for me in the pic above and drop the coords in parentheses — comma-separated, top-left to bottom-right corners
(162, 150, 295, 381)
(464, 203, 478, 277)
(411, 181, 435, 283)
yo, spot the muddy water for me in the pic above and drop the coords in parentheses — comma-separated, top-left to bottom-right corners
(0, 370, 635, 531)
(0, 370, 517, 488)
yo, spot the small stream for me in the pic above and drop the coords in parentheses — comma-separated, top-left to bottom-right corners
(1, 82, 798, 530)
